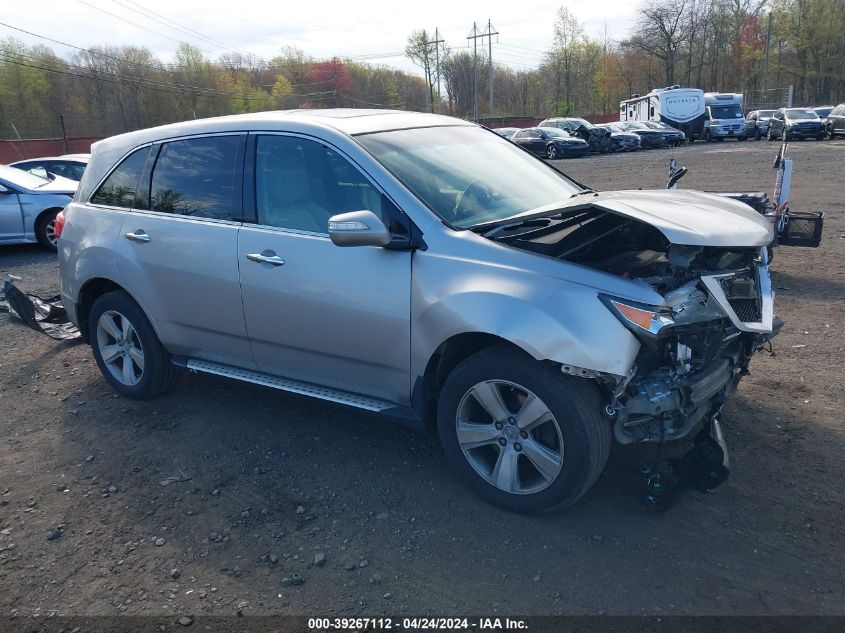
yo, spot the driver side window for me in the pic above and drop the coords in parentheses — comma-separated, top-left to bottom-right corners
(255, 135, 386, 233)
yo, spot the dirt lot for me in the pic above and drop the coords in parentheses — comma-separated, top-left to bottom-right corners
(1, 140, 843, 618)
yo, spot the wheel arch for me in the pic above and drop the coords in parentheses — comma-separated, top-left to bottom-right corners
(77, 277, 161, 344)
(411, 332, 539, 431)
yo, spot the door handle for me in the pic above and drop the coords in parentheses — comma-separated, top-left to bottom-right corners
(246, 252, 285, 266)
(125, 230, 151, 243)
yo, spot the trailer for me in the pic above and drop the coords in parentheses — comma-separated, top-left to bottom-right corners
(619, 86, 705, 141)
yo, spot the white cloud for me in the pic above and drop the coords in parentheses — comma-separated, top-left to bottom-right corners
(3, 0, 641, 74)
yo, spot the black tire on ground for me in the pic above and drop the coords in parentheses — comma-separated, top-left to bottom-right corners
(704, 129, 712, 142)
(35, 210, 59, 251)
(546, 145, 558, 160)
(767, 129, 774, 141)
(737, 136, 746, 141)
(436, 344, 611, 514)
(89, 290, 178, 399)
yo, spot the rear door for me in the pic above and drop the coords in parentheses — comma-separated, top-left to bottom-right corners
(114, 134, 255, 368)
(237, 133, 412, 404)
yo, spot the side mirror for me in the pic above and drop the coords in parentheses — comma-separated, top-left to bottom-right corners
(328, 210, 391, 247)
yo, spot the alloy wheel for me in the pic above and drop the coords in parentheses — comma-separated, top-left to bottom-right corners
(44, 218, 58, 248)
(96, 310, 145, 386)
(455, 380, 564, 495)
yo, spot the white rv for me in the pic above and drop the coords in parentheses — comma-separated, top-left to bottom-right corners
(619, 86, 705, 141)
(702, 93, 746, 141)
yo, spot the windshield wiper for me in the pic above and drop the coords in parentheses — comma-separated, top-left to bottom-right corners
(480, 217, 553, 239)
(570, 188, 598, 198)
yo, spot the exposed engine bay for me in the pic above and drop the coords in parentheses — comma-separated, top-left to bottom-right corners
(486, 206, 780, 447)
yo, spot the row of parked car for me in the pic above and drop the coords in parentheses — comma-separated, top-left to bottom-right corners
(0, 153, 89, 250)
(745, 105, 845, 141)
(492, 117, 687, 159)
(496, 103, 845, 159)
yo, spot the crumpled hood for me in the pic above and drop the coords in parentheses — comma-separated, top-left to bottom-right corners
(584, 189, 773, 247)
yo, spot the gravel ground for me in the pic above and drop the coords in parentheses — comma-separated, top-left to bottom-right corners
(0, 139, 843, 618)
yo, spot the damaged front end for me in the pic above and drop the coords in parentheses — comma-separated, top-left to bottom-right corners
(493, 201, 781, 447)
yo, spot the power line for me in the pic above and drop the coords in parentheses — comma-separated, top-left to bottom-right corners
(75, 0, 215, 53)
(111, 0, 254, 59)
(0, 21, 338, 89)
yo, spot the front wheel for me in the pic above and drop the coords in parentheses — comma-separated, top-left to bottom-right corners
(767, 128, 774, 141)
(89, 291, 178, 399)
(546, 145, 558, 160)
(436, 345, 611, 514)
(704, 129, 712, 142)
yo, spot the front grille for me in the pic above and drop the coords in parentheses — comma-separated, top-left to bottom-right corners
(719, 276, 762, 323)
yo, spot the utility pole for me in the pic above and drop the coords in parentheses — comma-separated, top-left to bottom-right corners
(467, 21, 498, 120)
(468, 22, 480, 120)
(485, 20, 499, 116)
(762, 11, 773, 97)
(427, 28, 445, 113)
(58, 114, 69, 154)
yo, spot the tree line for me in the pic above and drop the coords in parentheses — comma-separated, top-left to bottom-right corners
(1, 0, 842, 140)
(410, 0, 844, 119)
(0, 40, 429, 139)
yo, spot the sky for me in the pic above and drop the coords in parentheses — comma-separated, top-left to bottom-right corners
(2, 0, 640, 75)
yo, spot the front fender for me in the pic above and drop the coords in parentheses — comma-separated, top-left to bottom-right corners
(411, 252, 642, 383)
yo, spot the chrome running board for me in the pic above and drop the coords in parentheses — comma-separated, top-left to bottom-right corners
(185, 358, 395, 412)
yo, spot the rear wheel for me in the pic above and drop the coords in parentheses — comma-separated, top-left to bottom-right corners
(546, 145, 558, 160)
(89, 291, 178, 399)
(436, 345, 610, 514)
(35, 210, 59, 251)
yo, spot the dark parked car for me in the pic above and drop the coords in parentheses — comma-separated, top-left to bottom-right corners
(538, 117, 613, 153)
(511, 127, 588, 159)
(594, 123, 640, 151)
(823, 103, 845, 138)
(744, 110, 775, 140)
(812, 106, 833, 121)
(642, 121, 686, 146)
(619, 122, 667, 149)
(767, 108, 825, 141)
(491, 127, 520, 139)
(9, 154, 90, 182)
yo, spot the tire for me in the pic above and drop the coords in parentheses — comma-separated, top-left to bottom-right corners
(704, 129, 712, 142)
(546, 145, 558, 160)
(754, 130, 761, 140)
(767, 128, 774, 141)
(35, 210, 60, 251)
(436, 345, 611, 514)
(89, 290, 178, 399)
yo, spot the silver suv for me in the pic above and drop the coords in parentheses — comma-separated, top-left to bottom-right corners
(58, 110, 778, 513)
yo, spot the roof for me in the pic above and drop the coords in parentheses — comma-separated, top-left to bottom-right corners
(79, 109, 475, 202)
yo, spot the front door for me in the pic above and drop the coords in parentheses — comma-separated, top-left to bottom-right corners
(0, 189, 23, 242)
(237, 133, 412, 404)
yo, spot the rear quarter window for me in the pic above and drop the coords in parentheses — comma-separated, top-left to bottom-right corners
(90, 147, 151, 208)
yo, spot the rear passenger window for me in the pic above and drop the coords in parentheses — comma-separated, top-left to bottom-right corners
(149, 136, 240, 220)
(91, 146, 150, 208)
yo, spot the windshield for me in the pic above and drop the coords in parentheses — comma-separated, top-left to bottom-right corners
(758, 110, 774, 118)
(357, 126, 581, 229)
(786, 108, 819, 120)
(709, 104, 743, 119)
(813, 107, 832, 117)
(0, 164, 51, 190)
(601, 124, 624, 132)
(624, 122, 649, 130)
